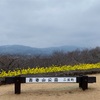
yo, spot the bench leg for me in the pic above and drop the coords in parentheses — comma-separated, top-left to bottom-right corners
(14, 77, 21, 94)
(79, 76, 88, 90)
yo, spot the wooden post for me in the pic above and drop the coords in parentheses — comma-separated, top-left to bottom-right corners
(79, 76, 88, 90)
(14, 76, 21, 94)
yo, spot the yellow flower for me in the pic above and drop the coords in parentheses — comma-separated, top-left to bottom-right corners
(0, 63, 100, 77)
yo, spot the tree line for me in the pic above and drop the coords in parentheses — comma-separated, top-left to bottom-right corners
(0, 47, 100, 72)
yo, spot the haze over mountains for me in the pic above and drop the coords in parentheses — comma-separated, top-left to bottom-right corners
(0, 45, 83, 56)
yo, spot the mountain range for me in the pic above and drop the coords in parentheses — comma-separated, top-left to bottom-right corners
(0, 45, 82, 56)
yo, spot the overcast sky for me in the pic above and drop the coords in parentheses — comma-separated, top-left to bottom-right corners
(0, 0, 100, 48)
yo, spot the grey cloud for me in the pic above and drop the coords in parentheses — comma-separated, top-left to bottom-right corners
(0, 0, 100, 48)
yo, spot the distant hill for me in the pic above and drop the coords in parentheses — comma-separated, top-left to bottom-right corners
(0, 45, 82, 56)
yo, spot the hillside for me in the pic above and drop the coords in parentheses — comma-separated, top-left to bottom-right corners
(0, 45, 80, 56)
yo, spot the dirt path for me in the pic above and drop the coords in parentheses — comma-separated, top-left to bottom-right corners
(0, 74, 100, 100)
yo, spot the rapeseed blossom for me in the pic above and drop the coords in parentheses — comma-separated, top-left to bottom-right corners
(0, 63, 100, 77)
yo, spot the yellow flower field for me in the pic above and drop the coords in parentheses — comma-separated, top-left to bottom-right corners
(0, 63, 100, 77)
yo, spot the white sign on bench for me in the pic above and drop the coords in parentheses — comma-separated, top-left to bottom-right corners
(26, 77, 77, 83)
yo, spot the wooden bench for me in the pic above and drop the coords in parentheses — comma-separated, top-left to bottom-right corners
(4, 75, 96, 94)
